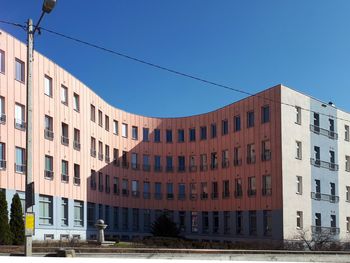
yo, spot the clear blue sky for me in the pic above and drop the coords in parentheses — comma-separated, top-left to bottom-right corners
(1, 1, 350, 117)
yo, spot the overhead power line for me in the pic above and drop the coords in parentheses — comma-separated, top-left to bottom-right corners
(0, 19, 350, 124)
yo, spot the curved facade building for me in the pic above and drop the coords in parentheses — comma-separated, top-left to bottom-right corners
(1, 30, 350, 242)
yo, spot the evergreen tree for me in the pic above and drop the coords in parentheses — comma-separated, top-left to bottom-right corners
(10, 193, 25, 245)
(151, 213, 180, 237)
(0, 191, 12, 245)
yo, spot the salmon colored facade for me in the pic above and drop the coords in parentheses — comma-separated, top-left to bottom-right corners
(5, 29, 348, 242)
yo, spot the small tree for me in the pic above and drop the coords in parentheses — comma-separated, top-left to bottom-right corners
(0, 191, 12, 245)
(10, 193, 25, 245)
(151, 213, 180, 237)
(296, 228, 336, 251)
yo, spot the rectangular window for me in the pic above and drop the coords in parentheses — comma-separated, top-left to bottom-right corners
(61, 85, 68, 105)
(167, 183, 174, 199)
(297, 211, 303, 229)
(74, 164, 80, 185)
(345, 125, 350, 141)
(105, 144, 110, 162)
(0, 96, 5, 123)
(262, 175, 272, 195)
(315, 213, 321, 227)
(87, 203, 95, 227)
(143, 128, 149, 142)
(222, 149, 229, 168)
(122, 123, 128, 138)
(131, 153, 138, 169)
(39, 195, 53, 225)
(211, 181, 218, 199)
(263, 210, 272, 236)
(200, 126, 207, 140)
(155, 182, 162, 199)
(122, 179, 128, 196)
(44, 75, 53, 97)
(90, 104, 95, 122)
(98, 110, 103, 126)
(235, 178, 243, 197)
(200, 154, 207, 171)
(210, 123, 217, 138)
(113, 177, 119, 194)
(15, 103, 25, 130)
(166, 129, 172, 143)
(346, 156, 350, 172)
(61, 122, 69, 146)
(201, 182, 208, 199)
(236, 211, 243, 234)
(132, 208, 139, 231)
(295, 106, 301, 124)
(44, 155, 53, 179)
(296, 176, 303, 194)
(132, 180, 139, 197)
(178, 156, 185, 172)
(234, 115, 241, 132)
(154, 129, 161, 142)
(179, 211, 186, 231)
(73, 128, 80, 150)
(189, 128, 196, 141)
(247, 143, 256, 164)
(44, 115, 54, 140)
(211, 152, 218, 169)
(132, 126, 138, 140)
(0, 142, 6, 169)
(248, 176, 256, 196)
(178, 129, 185, 142)
(15, 147, 25, 173)
(73, 93, 80, 112)
(144, 209, 151, 231)
(105, 115, 109, 131)
(191, 212, 198, 233)
(143, 181, 150, 199)
(61, 198, 68, 226)
(90, 170, 96, 189)
(113, 207, 119, 230)
(213, 212, 219, 233)
(154, 155, 161, 171)
(61, 160, 69, 182)
(113, 120, 118, 134)
(261, 105, 270, 123)
(166, 156, 173, 171)
(249, 211, 257, 235)
(247, 111, 254, 128)
(74, 200, 84, 227)
(0, 50, 4, 73)
(296, 141, 302, 159)
(15, 58, 25, 82)
(223, 180, 230, 198)
(222, 119, 228, 135)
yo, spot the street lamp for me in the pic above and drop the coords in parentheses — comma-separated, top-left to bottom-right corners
(25, 0, 56, 257)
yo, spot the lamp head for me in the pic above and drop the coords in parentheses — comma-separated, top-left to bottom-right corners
(42, 0, 57, 13)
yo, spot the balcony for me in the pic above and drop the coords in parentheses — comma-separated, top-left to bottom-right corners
(262, 150, 271, 161)
(262, 188, 272, 196)
(61, 174, 69, 182)
(74, 177, 81, 185)
(247, 189, 257, 197)
(310, 158, 339, 171)
(247, 155, 256, 164)
(73, 141, 81, 151)
(143, 164, 151, 172)
(90, 149, 96, 158)
(200, 164, 208, 171)
(154, 165, 162, 172)
(311, 192, 339, 203)
(0, 113, 6, 124)
(222, 160, 229, 168)
(14, 119, 26, 130)
(189, 165, 197, 172)
(311, 225, 340, 235)
(98, 153, 104, 161)
(233, 159, 242, 166)
(15, 163, 25, 173)
(310, 124, 338, 140)
(61, 136, 69, 146)
(44, 129, 54, 140)
(44, 170, 54, 180)
(0, 160, 6, 170)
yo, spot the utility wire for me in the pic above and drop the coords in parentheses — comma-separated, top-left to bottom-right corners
(1, 19, 350, 124)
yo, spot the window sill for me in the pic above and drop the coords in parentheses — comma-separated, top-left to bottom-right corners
(74, 109, 80, 113)
(15, 79, 25, 84)
(44, 93, 53, 98)
(61, 101, 68, 106)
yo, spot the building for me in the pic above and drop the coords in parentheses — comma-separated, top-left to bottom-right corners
(0, 30, 349, 242)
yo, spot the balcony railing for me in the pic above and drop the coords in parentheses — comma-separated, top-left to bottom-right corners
(0, 113, 6, 124)
(143, 164, 151, 171)
(154, 193, 162, 200)
(262, 150, 271, 161)
(211, 192, 218, 199)
(113, 187, 119, 195)
(210, 163, 218, 170)
(154, 165, 162, 172)
(61, 136, 69, 146)
(310, 124, 338, 140)
(90, 149, 96, 158)
(122, 162, 129, 169)
(262, 188, 272, 196)
(98, 153, 104, 161)
(189, 165, 197, 172)
(0, 160, 6, 170)
(73, 141, 81, 151)
(222, 191, 230, 198)
(222, 160, 229, 168)
(201, 193, 208, 199)
(131, 163, 140, 170)
(105, 186, 110, 193)
(14, 119, 26, 130)
(234, 190, 243, 198)
(105, 155, 110, 163)
(178, 193, 186, 200)
(132, 190, 140, 197)
(74, 177, 81, 185)
(233, 159, 242, 166)
(190, 193, 197, 200)
(122, 189, 129, 196)
(15, 163, 25, 173)
(167, 193, 174, 200)
(310, 158, 339, 171)
(166, 166, 174, 172)
(247, 189, 257, 197)
(44, 129, 54, 140)
(143, 192, 151, 199)
(61, 174, 69, 182)
(98, 185, 104, 192)
(113, 159, 120, 167)
(90, 181, 96, 190)
(311, 192, 339, 203)
(44, 170, 54, 180)
(311, 225, 340, 235)
(178, 166, 186, 172)
(247, 155, 256, 164)
(200, 164, 208, 171)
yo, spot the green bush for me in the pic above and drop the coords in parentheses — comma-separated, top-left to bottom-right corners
(10, 193, 25, 245)
(151, 213, 180, 237)
(0, 191, 12, 245)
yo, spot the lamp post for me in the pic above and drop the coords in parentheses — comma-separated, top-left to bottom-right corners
(25, 0, 56, 256)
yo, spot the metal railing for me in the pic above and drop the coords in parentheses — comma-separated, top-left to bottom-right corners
(0, 160, 6, 170)
(222, 160, 229, 168)
(98, 153, 104, 161)
(44, 170, 54, 179)
(105, 156, 110, 163)
(200, 164, 208, 171)
(234, 190, 243, 198)
(311, 225, 340, 235)
(210, 163, 218, 170)
(0, 113, 6, 124)
(122, 162, 129, 168)
(310, 158, 339, 171)
(61, 136, 69, 146)
(189, 165, 197, 172)
(14, 119, 26, 130)
(44, 129, 54, 140)
(310, 124, 338, 140)
(90, 149, 96, 157)
(233, 159, 242, 166)
(201, 193, 208, 199)
(15, 163, 25, 173)
(222, 191, 230, 198)
(90, 181, 96, 190)
(61, 174, 69, 182)
(74, 177, 81, 185)
(143, 192, 151, 199)
(311, 192, 339, 203)
(73, 141, 81, 151)
(154, 165, 162, 172)
(247, 189, 257, 196)
(262, 188, 272, 196)
(143, 164, 151, 171)
(262, 150, 271, 161)
(247, 155, 256, 164)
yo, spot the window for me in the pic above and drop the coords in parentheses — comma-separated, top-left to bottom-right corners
(295, 106, 301, 124)
(211, 181, 218, 199)
(44, 75, 52, 97)
(234, 146, 241, 166)
(122, 208, 128, 230)
(346, 156, 350, 172)
(210, 123, 217, 138)
(122, 179, 128, 196)
(0, 96, 5, 123)
(154, 129, 161, 142)
(315, 213, 321, 227)
(261, 105, 270, 123)
(87, 202, 95, 227)
(122, 123, 128, 138)
(296, 141, 302, 159)
(249, 211, 257, 235)
(106, 175, 111, 193)
(236, 211, 243, 234)
(331, 215, 336, 228)
(297, 211, 303, 229)
(74, 200, 84, 227)
(0, 142, 5, 170)
(247, 143, 256, 164)
(178, 129, 185, 142)
(143, 209, 151, 231)
(0, 50, 4, 73)
(223, 180, 230, 198)
(132, 126, 138, 140)
(113, 177, 119, 194)
(105, 205, 110, 226)
(143, 181, 150, 199)
(222, 119, 228, 135)
(211, 152, 218, 169)
(179, 211, 186, 231)
(166, 156, 173, 172)
(234, 115, 241, 132)
(74, 164, 80, 185)
(113, 207, 119, 230)
(263, 210, 272, 236)
(345, 125, 350, 141)
(330, 150, 335, 165)
(201, 182, 208, 199)
(143, 155, 150, 171)
(235, 178, 243, 197)
(131, 153, 138, 169)
(61, 85, 68, 105)
(202, 212, 209, 233)
(39, 195, 53, 225)
(167, 183, 174, 199)
(44, 115, 53, 140)
(296, 176, 303, 194)
(346, 186, 350, 202)
(98, 141, 103, 160)
(61, 122, 69, 146)
(213, 212, 219, 233)
(247, 111, 254, 128)
(155, 182, 162, 199)
(105, 145, 110, 162)
(105, 115, 109, 131)
(200, 126, 207, 140)
(189, 128, 196, 141)
(15, 103, 25, 130)
(98, 110, 103, 126)
(143, 128, 149, 142)
(200, 154, 207, 171)
(73, 128, 80, 150)
(262, 140, 271, 161)
(222, 149, 229, 168)
(90, 137, 96, 157)
(191, 212, 198, 233)
(154, 155, 161, 171)
(122, 151, 128, 167)
(113, 120, 118, 135)
(166, 129, 172, 143)
(262, 175, 272, 196)
(15, 147, 25, 173)
(90, 170, 97, 189)
(178, 183, 186, 199)
(90, 104, 95, 122)
(178, 156, 185, 172)
(248, 176, 256, 196)
(61, 198, 68, 226)
(61, 160, 69, 182)
(44, 155, 53, 179)
(15, 58, 25, 82)
(132, 208, 139, 231)
(132, 180, 139, 197)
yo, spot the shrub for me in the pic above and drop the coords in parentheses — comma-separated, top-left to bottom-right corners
(10, 193, 25, 245)
(150, 213, 180, 237)
(0, 191, 12, 245)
